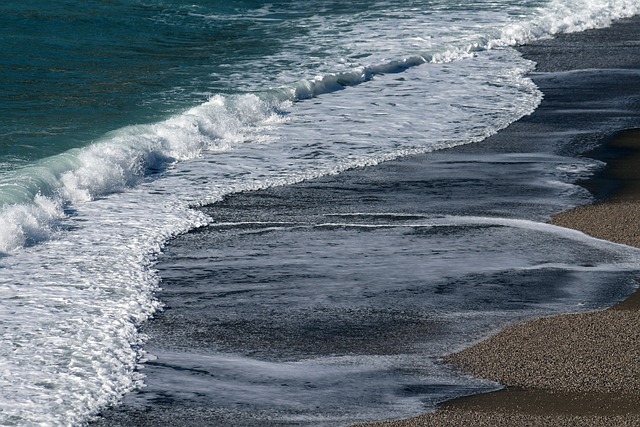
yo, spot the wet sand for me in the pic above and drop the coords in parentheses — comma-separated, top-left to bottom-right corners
(354, 132, 640, 426)
(356, 19, 640, 427)
(353, 146, 640, 426)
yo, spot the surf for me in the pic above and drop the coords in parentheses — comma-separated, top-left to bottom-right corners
(2, 0, 640, 424)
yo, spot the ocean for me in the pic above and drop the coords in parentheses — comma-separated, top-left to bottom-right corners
(2, 1, 640, 425)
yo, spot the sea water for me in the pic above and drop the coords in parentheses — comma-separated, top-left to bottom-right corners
(1, 1, 640, 425)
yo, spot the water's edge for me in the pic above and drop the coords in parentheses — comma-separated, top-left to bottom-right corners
(89, 15, 640, 427)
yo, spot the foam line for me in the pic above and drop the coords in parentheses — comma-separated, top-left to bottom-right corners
(2, 0, 639, 253)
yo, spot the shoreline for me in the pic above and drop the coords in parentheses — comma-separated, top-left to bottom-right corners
(90, 15, 640, 427)
(355, 18, 640, 427)
(354, 129, 640, 427)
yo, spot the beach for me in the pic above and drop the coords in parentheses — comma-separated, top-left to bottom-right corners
(356, 15, 640, 427)
(3, 2, 640, 425)
(87, 14, 640, 427)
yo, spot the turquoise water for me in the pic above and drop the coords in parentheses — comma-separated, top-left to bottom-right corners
(1, 1, 273, 164)
(1, 0, 623, 169)
(2, 1, 640, 425)
(2, 0, 482, 165)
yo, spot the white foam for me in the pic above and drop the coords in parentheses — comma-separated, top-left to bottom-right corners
(508, 0, 640, 43)
(0, 195, 64, 253)
(0, 189, 210, 424)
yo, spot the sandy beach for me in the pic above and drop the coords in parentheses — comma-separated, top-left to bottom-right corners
(355, 17, 640, 427)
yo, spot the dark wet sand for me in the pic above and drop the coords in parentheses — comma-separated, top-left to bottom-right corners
(356, 19, 640, 427)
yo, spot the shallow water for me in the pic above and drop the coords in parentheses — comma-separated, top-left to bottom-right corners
(120, 148, 639, 425)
